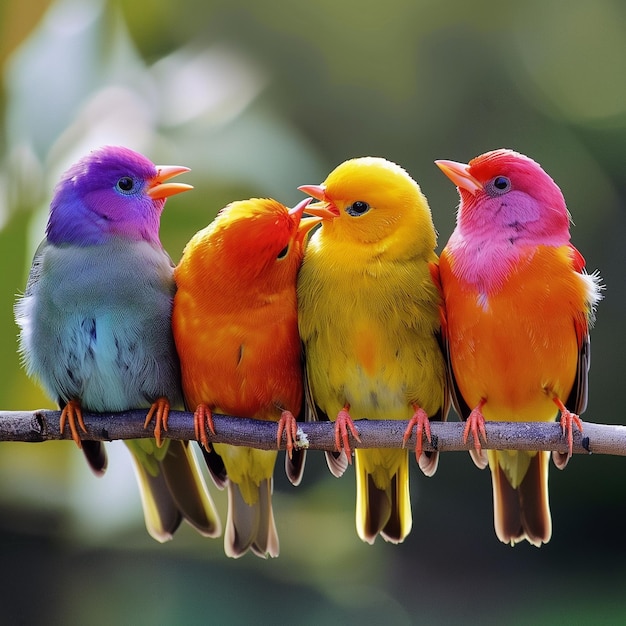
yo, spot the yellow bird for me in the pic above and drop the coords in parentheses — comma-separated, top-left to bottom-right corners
(298, 157, 449, 544)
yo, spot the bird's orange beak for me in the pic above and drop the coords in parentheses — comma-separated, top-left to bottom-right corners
(297, 184, 340, 220)
(435, 159, 482, 196)
(147, 165, 194, 200)
(289, 198, 323, 241)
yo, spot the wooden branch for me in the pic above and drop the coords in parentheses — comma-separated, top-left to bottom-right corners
(0, 409, 624, 456)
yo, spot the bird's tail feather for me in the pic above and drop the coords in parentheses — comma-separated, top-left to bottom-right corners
(225, 478, 279, 558)
(128, 444, 183, 543)
(82, 440, 108, 476)
(491, 450, 551, 547)
(127, 439, 221, 542)
(159, 440, 222, 538)
(356, 449, 412, 544)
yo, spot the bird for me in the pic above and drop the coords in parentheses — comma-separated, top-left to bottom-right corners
(297, 156, 449, 544)
(436, 148, 602, 546)
(15, 145, 221, 542)
(172, 196, 321, 558)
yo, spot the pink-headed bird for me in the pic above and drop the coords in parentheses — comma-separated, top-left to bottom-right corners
(436, 148, 602, 546)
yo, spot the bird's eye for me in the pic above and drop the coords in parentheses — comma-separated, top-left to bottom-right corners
(346, 201, 371, 217)
(116, 177, 136, 194)
(276, 244, 290, 260)
(487, 176, 511, 196)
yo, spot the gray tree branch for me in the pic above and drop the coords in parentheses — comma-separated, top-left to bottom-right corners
(0, 409, 624, 456)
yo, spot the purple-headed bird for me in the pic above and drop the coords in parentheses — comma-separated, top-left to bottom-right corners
(15, 146, 221, 542)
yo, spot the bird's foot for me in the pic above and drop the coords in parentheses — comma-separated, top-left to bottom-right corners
(193, 404, 216, 452)
(463, 399, 487, 454)
(554, 397, 583, 459)
(402, 404, 432, 462)
(277, 410, 298, 460)
(60, 399, 87, 449)
(334, 404, 361, 463)
(144, 397, 171, 448)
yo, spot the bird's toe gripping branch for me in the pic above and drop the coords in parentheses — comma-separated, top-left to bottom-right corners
(402, 404, 432, 462)
(463, 398, 487, 454)
(143, 397, 171, 448)
(193, 404, 216, 452)
(277, 410, 299, 460)
(554, 397, 583, 459)
(59, 399, 87, 448)
(334, 404, 361, 462)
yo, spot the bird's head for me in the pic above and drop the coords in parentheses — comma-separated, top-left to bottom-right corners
(436, 149, 571, 245)
(192, 197, 320, 291)
(298, 157, 436, 257)
(47, 146, 192, 246)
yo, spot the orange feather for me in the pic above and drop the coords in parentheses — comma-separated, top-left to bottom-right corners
(173, 198, 319, 558)
(437, 149, 602, 546)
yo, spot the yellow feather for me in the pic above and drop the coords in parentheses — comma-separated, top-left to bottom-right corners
(213, 444, 278, 507)
(298, 157, 448, 544)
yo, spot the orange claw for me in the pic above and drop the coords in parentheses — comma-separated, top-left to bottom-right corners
(402, 404, 432, 462)
(463, 398, 487, 454)
(193, 404, 216, 452)
(59, 399, 87, 448)
(334, 404, 361, 463)
(277, 410, 298, 460)
(144, 397, 171, 448)
(554, 397, 583, 459)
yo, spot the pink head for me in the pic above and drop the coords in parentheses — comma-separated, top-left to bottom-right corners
(436, 149, 571, 247)
(46, 146, 192, 246)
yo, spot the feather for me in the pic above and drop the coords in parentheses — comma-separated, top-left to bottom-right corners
(15, 147, 219, 542)
(298, 157, 448, 544)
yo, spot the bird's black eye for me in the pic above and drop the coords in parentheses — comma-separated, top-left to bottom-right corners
(487, 176, 511, 196)
(276, 244, 290, 260)
(116, 177, 136, 194)
(346, 200, 371, 217)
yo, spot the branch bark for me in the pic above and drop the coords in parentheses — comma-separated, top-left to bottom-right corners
(0, 409, 624, 456)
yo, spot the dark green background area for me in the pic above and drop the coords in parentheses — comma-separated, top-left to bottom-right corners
(1, 1, 625, 623)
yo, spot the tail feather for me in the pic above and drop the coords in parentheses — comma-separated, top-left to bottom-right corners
(127, 439, 221, 542)
(356, 449, 412, 544)
(201, 447, 228, 489)
(128, 447, 183, 543)
(159, 441, 221, 537)
(380, 473, 407, 543)
(418, 449, 439, 477)
(491, 450, 551, 547)
(285, 448, 307, 486)
(82, 440, 108, 476)
(225, 479, 279, 558)
(552, 449, 570, 470)
(325, 450, 349, 477)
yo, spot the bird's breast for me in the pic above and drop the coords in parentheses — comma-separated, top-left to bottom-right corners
(441, 245, 588, 421)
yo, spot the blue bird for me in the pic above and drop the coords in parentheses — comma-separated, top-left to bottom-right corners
(15, 146, 221, 542)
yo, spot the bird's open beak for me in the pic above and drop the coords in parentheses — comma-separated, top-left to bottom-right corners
(435, 159, 482, 196)
(147, 165, 194, 199)
(289, 198, 323, 240)
(297, 184, 340, 220)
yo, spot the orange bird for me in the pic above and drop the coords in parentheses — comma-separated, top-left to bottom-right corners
(172, 197, 320, 558)
(436, 149, 602, 546)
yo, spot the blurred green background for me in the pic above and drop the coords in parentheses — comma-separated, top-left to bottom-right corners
(1, 0, 625, 624)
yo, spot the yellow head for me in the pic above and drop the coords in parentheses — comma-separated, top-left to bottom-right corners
(299, 157, 436, 260)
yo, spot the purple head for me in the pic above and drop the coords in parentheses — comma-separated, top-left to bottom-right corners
(46, 146, 192, 246)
